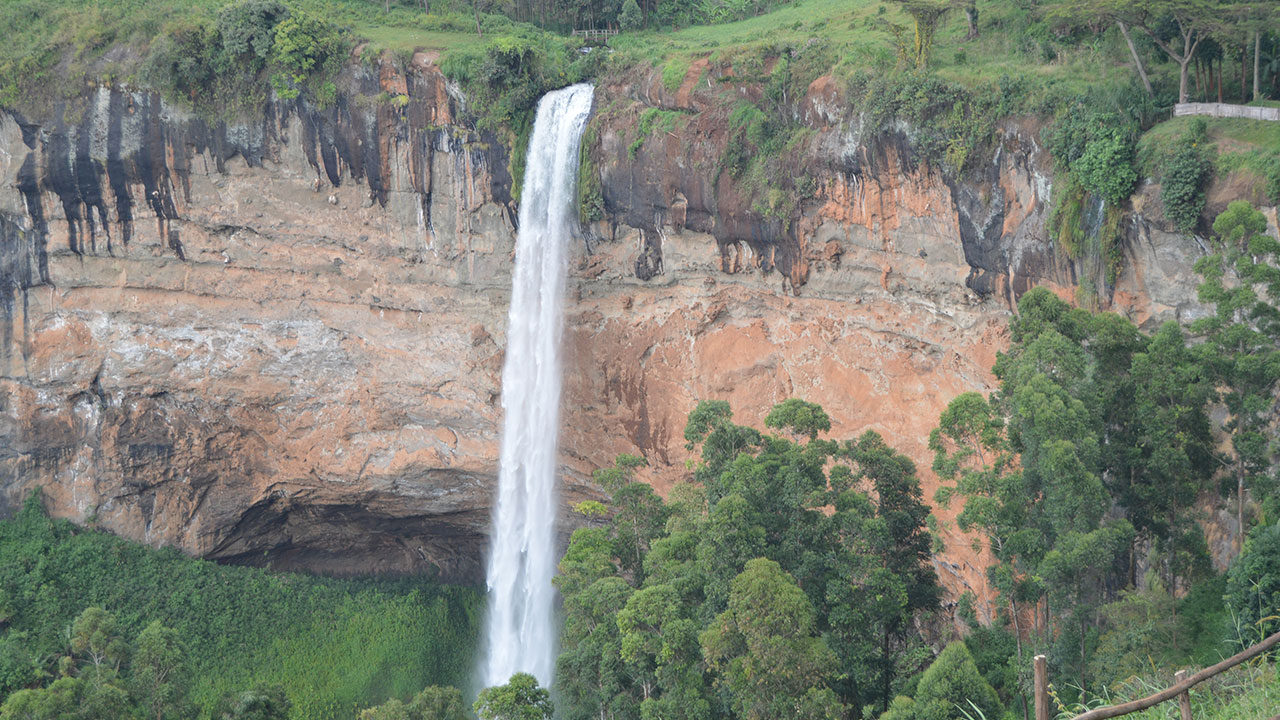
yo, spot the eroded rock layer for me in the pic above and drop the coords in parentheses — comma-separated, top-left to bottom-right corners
(0, 61, 1228, 595)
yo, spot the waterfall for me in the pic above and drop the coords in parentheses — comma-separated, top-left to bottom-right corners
(480, 83, 594, 690)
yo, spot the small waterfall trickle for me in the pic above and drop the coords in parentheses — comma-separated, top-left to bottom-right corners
(479, 83, 594, 690)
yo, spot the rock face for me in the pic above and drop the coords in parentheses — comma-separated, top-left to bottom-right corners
(0, 60, 1239, 595)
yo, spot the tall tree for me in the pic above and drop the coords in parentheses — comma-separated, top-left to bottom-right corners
(699, 559, 843, 720)
(131, 621, 187, 720)
(1195, 200, 1280, 545)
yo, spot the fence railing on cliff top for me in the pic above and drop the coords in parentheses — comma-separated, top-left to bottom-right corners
(1174, 102, 1280, 121)
(570, 28, 620, 41)
(1029, 630, 1280, 720)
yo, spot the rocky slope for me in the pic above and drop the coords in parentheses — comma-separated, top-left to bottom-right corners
(0, 59, 1252, 600)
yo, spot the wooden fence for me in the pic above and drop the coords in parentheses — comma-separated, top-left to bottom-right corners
(1028, 630, 1280, 720)
(1173, 102, 1280, 121)
(571, 28, 620, 42)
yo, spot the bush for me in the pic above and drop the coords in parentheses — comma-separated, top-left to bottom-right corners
(1265, 158, 1280, 206)
(1160, 119, 1214, 234)
(910, 642, 1002, 720)
(270, 10, 348, 100)
(218, 0, 288, 71)
(1225, 522, 1280, 646)
(1075, 131, 1137, 207)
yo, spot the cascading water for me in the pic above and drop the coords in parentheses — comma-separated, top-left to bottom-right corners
(480, 83, 594, 690)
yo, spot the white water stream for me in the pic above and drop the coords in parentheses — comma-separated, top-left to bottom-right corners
(479, 83, 594, 690)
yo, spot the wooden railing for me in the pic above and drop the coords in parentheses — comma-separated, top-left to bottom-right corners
(571, 28, 620, 41)
(1173, 102, 1280, 121)
(1029, 630, 1280, 720)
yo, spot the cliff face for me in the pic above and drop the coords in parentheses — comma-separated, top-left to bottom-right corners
(0, 60, 1225, 594)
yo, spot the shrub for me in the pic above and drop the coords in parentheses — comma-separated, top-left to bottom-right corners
(218, 0, 288, 71)
(270, 10, 348, 101)
(1075, 131, 1137, 207)
(1265, 158, 1280, 206)
(662, 57, 687, 93)
(1160, 119, 1214, 234)
(1225, 521, 1280, 645)
(910, 642, 1002, 720)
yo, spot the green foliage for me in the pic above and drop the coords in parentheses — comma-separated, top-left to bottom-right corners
(1225, 522, 1280, 644)
(360, 686, 470, 720)
(662, 57, 689, 93)
(854, 70, 1029, 175)
(558, 401, 941, 718)
(928, 286, 1249, 706)
(0, 492, 481, 719)
(1212, 200, 1269, 249)
(701, 559, 843, 720)
(269, 10, 348, 101)
(764, 398, 832, 440)
(1159, 119, 1214, 234)
(577, 119, 605, 224)
(619, 0, 643, 31)
(133, 620, 189, 720)
(216, 685, 292, 720)
(904, 642, 1001, 720)
(1193, 201, 1280, 530)
(474, 673, 553, 720)
(1073, 131, 1137, 207)
(437, 30, 590, 198)
(629, 107, 684, 159)
(218, 0, 288, 70)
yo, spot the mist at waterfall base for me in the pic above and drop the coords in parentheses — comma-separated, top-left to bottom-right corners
(479, 84, 594, 692)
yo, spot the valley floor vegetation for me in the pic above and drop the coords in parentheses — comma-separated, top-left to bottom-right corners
(0, 495, 481, 719)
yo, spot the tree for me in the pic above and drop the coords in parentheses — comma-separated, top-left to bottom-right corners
(1194, 201, 1280, 545)
(846, 431, 941, 712)
(1224, 521, 1280, 644)
(764, 399, 831, 441)
(907, 642, 1001, 720)
(217, 686, 291, 720)
(1130, 0, 1225, 103)
(217, 0, 288, 72)
(70, 607, 128, 676)
(1128, 322, 1215, 589)
(886, 0, 952, 69)
(474, 673, 554, 720)
(131, 621, 187, 720)
(1045, 0, 1154, 96)
(555, 578, 636, 720)
(360, 686, 470, 720)
(700, 559, 842, 720)
(616, 584, 709, 720)
(594, 455, 669, 583)
(619, 0, 643, 30)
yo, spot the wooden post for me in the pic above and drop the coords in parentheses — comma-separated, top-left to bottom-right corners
(1174, 670, 1192, 720)
(1034, 654, 1049, 720)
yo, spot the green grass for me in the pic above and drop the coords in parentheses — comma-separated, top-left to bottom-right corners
(0, 493, 482, 720)
(1139, 115, 1280, 203)
(604, 0, 1144, 100)
(1059, 663, 1279, 720)
(0, 0, 532, 111)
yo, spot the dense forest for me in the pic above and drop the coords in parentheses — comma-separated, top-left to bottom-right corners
(2, 0, 1280, 717)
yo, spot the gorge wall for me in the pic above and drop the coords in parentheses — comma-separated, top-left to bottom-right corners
(0, 59, 1240, 602)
